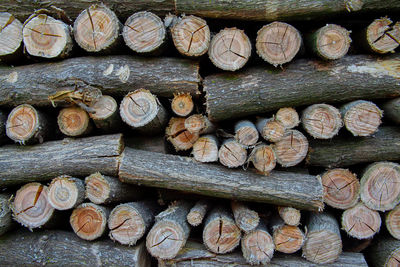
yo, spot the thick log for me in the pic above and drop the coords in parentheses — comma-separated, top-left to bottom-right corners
(270, 215, 304, 253)
(0, 230, 150, 266)
(386, 204, 400, 240)
(231, 201, 259, 233)
(306, 126, 400, 168)
(171, 92, 194, 117)
(204, 54, 400, 122)
(0, 193, 12, 236)
(187, 200, 209, 227)
(166, 117, 199, 151)
(241, 221, 274, 264)
(366, 237, 400, 267)
(383, 97, 400, 124)
(119, 147, 324, 211)
(0, 134, 122, 187)
(218, 138, 247, 168)
(48, 175, 85, 210)
(341, 203, 381, 239)
(275, 107, 300, 129)
(192, 134, 219, 163)
(272, 129, 309, 167)
(89, 95, 122, 132)
(0, 56, 200, 107)
(234, 120, 259, 147)
(248, 143, 276, 174)
(277, 206, 301, 226)
(302, 103, 342, 139)
(0, 12, 23, 61)
(57, 106, 93, 137)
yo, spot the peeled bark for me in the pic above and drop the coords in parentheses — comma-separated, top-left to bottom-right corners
(231, 201, 260, 233)
(0, 12, 23, 61)
(386, 204, 400, 240)
(383, 97, 400, 124)
(341, 203, 381, 239)
(241, 221, 274, 264)
(187, 200, 209, 227)
(48, 175, 85, 210)
(0, 194, 12, 236)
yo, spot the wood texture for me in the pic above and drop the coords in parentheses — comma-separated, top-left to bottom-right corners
(48, 175, 85, 210)
(386, 204, 400, 240)
(171, 92, 194, 117)
(0, 12, 22, 61)
(256, 118, 285, 143)
(119, 147, 324, 211)
(218, 138, 247, 168)
(383, 97, 400, 124)
(185, 114, 215, 134)
(231, 201, 259, 233)
(57, 106, 92, 137)
(0, 134, 122, 187)
(275, 107, 300, 129)
(0, 193, 12, 236)
(204, 54, 400, 122)
(89, 95, 122, 132)
(0, 55, 200, 107)
(166, 117, 199, 151)
(248, 143, 276, 174)
(272, 130, 309, 167)
(341, 203, 381, 239)
(234, 120, 259, 146)
(366, 237, 400, 267)
(187, 200, 209, 227)
(270, 215, 304, 253)
(192, 134, 219, 163)
(277, 206, 301, 226)
(241, 221, 274, 264)
(302, 104, 342, 139)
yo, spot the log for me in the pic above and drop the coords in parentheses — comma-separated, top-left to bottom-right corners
(0, 230, 150, 266)
(118, 147, 324, 211)
(108, 201, 160, 245)
(171, 15, 210, 57)
(231, 201, 259, 233)
(241, 221, 274, 264)
(340, 100, 382, 136)
(256, 22, 302, 66)
(341, 203, 381, 239)
(0, 109, 6, 144)
(302, 212, 342, 264)
(6, 104, 50, 145)
(306, 24, 351, 60)
(73, 4, 121, 53)
(204, 54, 400, 122)
(218, 138, 247, 168)
(192, 134, 219, 163)
(248, 143, 276, 174)
(171, 92, 194, 117)
(0, 12, 23, 61)
(123, 11, 166, 55)
(85, 172, 143, 205)
(48, 175, 85, 210)
(302, 103, 342, 139)
(0, 55, 200, 107)
(386, 204, 400, 240)
(382, 97, 400, 124)
(366, 237, 400, 267)
(270, 215, 305, 253)
(256, 117, 285, 143)
(166, 117, 199, 151)
(272, 129, 309, 167)
(275, 107, 300, 129)
(0, 194, 12, 236)
(306, 126, 400, 168)
(23, 14, 73, 59)
(321, 168, 360, 209)
(203, 206, 241, 254)
(208, 27, 251, 71)
(11, 183, 55, 229)
(89, 95, 122, 132)
(187, 200, 209, 227)
(120, 89, 168, 134)
(70, 203, 110, 241)
(0, 133, 122, 187)
(57, 106, 93, 137)
(277, 206, 301, 226)
(146, 201, 192, 260)
(360, 161, 400, 212)
(184, 114, 216, 134)
(234, 120, 259, 147)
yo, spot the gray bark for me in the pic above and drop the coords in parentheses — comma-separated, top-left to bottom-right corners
(383, 98, 400, 124)
(366, 237, 400, 267)
(0, 193, 12, 236)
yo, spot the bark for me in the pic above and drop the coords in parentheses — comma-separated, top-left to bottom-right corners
(234, 120, 259, 147)
(89, 95, 122, 132)
(187, 200, 209, 226)
(0, 110, 6, 145)
(48, 175, 85, 210)
(277, 206, 301, 226)
(192, 134, 219, 163)
(0, 55, 200, 107)
(366, 237, 400, 267)
(0, 134, 122, 187)
(0, 230, 150, 266)
(386, 204, 400, 240)
(0, 193, 12, 236)
(119, 147, 324, 211)
(306, 126, 400, 168)
(241, 221, 274, 264)
(383, 97, 400, 124)
(231, 201, 260, 233)
(57, 106, 93, 137)
(204, 54, 400, 122)
(0, 12, 23, 62)
(275, 107, 300, 129)
(269, 215, 304, 253)
(341, 203, 381, 239)
(171, 92, 194, 117)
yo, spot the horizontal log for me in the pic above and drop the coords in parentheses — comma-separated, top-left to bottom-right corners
(118, 147, 324, 211)
(0, 134, 122, 187)
(204, 54, 400, 121)
(0, 56, 200, 107)
(306, 126, 400, 168)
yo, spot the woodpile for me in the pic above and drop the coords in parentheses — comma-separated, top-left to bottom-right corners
(0, 2, 399, 266)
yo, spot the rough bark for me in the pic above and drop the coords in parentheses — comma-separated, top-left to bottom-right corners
(366, 237, 400, 267)
(119, 147, 324, 211)
(0, 229, 150, 266)
(0, 134, 122, 187)
(57, 106, 93, 137)
(241, 221, 274, 264)
(231, 201, 260, 233)
(48, 175, 85, 210)
(187, 200, 209, 226)
(0, 193, 12, 236)
(192, 134, 219, 163)
(275, 107, 300, 129)
(0, 55, 200, 107)
(341, 203, 381, 239)
(0, 12, 23, 62)
(277, 206, 301, 226)
(306, 126, 400, 168)
(383, 97, 400, 124)
(269, 215, 304, 253)
(171, 92, 194, 117)
(204, 54, 400, 122)
(218, 138, 247, 168)
(234, 120, 259, 147)
(386, 204, 400, 240)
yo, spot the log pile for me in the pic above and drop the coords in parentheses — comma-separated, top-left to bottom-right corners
(0, 2, 399, 266)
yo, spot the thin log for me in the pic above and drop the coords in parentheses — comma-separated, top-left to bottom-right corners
(118, 147, 324, 211)
(0, 12, 22, 61)
(256, 117, 285, 143)
(0, 56, 200, 107)
(270, 215, 305, 254)
(248, 143, 276, 174)
(108, 201, 160, 246)
(57, 106, 93, 137)
(341, 203, 381, 239)
(0, 134, 122, 187)
(382, 97, 400, 124)
(146, 201, 192, 260)
(166, 117, 199, 151)
(203, 206, 241, 254)
(231, 201, 259, 233)
(302, 104, 342, 139)
(272, 129, 309, 167)
(366, 237, 400, 267)
(234, 120, 259, 147)
(277, 206, 301, 226)
(275, 107, 300, 129)
(187, 200, 209, 227)
(89, 95, 122, 132)
(171, 92, 194, 117)
(192, 134, 219, 163)
(48, 175, 85, 210)
(204, 54, 400, 122)
(218, 138, 247, 168)
(241, 221, 274, 264)
(184, 114, 216, 134)
(306, 126, 400, 168)
(321, 168, 360, 209)
(0, 194, 12, 236)
(386, 204, 400, 240)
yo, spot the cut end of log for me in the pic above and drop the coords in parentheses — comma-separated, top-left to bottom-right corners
(48, 175, 84, 210)
(74, 4, 120, 52)
(278, 206, 301, 226)
(273, 130, 308, 167)
(166, 117, 199, 151)
(386, 205, 400, 240)
(70, 203, 107, 241)
(342, 203, 381, 239)
(302, 230, 342, 264)
(256, 21, 302, 66)
(218, 139, 247, 168)
(11, 183, 54, 229)
(342, 100, 382, 136)
(23, 14, 71, 58)
(58, 106, 91, 136)
(367, 18, 400, 54)
(250, 144, 276, 174)
(6, 104, 39, 143)
(258, 118, 285, 143)
(192, 134, 219, 163)
(185, 114, 214, 134)
(322, 169, 360, 209)
(0, 12, 22, 56)
(273, 225, 305, 253)
(208, 27, 251, 71)
(231, 201, 260, 233)
(234, 120, 259, 146)
(275, 107, 300, 129)
(85, 172, 111, 205)
(242, 229, 274, 264)
(89, 95, 118, 120)
(314, 24, 351, 60)
(361, 162, 400, 211)
(171, 92, 194, 117)
(172, 15, 210, 57)
(302, 104, 342, 139)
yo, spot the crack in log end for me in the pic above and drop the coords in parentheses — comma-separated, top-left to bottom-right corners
(0, 14, 15, 33)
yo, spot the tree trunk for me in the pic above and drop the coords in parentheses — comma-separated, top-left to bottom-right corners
(256, 117, 285, 143)
(118, 147, 324, 211)
(241, 221, 274, 264)
(48, 175, 85, 210)
(0, 193, 12, 236)
(192, 134, 219, 163)
(0, 55, 200, 107)
(231, 201, 260, 233)
(166, 117, 199, 151)
(0, 229, 150, 266)
(275, 107, 300, 129)
(341, 203, 381, 239)
(269, 215, 305, 254)
(248, 143, 276, 174)
(366, 237, 400, 267)
(218, 138, 247, 168)
(383, 97, 400, 124)
(57, 106, 93, 137)
(306, 126, 400, 168)
(234, 120, 259, 147)
(204, 54, 400, 122)
(0, 12, 23, 62)
(386, 204, 400, 240)
(277, 206, 301, 226)
(89, 95, 122, 132)
(0, 134, 122, 187)
(187, 200, 209, 227)
(171, 92, 194, 117)
(272, 129, 309, 167)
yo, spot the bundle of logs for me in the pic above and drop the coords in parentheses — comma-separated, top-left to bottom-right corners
(1, 1, 400, 266)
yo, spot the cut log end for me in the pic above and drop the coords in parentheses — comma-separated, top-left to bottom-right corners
(273, 130, 308, 167)
(171, 93, 194, 117)
(322, 169, 360, 209)
(192, 135, 218, 163)
(387, 248, 400, 267)
(70, 203, 108, 241)
(277, 206, 301, 226)
(0, 12, 23, 57)
(342, 203, 381, 239)
(234, 120, 259, 146)
(256, 21, 302, 66)
(342, 100, 382, 136)
(314, 24, 351, 60)
(187, 200, 209, 226)
(275, 107, 300, 129)
(89, 95, 117, 120)
(273, 225, 305, 253)
(361, 162, 400, 212)
(6, 104, 39, 143)
(58, 106, 91, 137)
(258, 118, 285, 143)
(367, 18, 400, 54)
(386, 205, 400, 239)
(303, 231, 342, 264)
(302, 104, 342, 139)
(208, 27, 251, 71)
(84, 172, 111, 204)
(172, 15, 210, 57)
(250, 144, 276, 174)
(48, 175, 84, 210)
(123, 11, 165, 54)
(242, 228, 274, 264)
(184, 114, 214, 134)
(231, 201, 259, 233)
(166, 117, 199, 151)
(218, 139, 247, 168)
